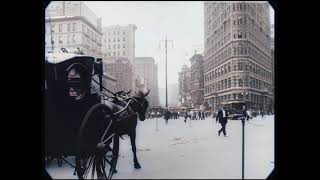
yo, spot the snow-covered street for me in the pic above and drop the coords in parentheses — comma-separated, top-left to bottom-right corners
(46, 115, 274, 179)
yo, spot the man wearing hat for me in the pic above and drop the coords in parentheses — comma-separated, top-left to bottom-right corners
(216, 105, 229, 137)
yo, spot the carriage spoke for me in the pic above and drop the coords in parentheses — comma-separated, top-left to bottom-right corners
(100, 120, 113, 143)
(83, 155, 95, 179)
(101, 133, 115, 145)
(100, 157, 107, 178)
(91, 159, 96, 179)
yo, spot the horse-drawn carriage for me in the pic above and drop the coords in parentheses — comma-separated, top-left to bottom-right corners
(45, 51, 149, 179)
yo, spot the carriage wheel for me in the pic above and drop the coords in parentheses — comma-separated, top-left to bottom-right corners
(75, 103, 116, 179)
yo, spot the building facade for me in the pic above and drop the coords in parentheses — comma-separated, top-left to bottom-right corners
(45, 1, 102, 58)
(102, 73, 117, 97)
(133, 57, 159, 107)
(178, 64, 192, 107)
(103, 57, 132, 93)
(102, 24, 137, 62)
(190, 54, 204, 109)
(203, 2, 273, 113)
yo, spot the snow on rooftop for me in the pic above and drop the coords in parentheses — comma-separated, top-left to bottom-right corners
(45, 52, 90, 64)
(45, 16, 75, 20)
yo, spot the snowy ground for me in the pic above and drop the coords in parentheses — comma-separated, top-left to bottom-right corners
(45, 115, 274, 179)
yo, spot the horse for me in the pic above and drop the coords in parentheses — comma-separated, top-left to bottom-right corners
(108, 90, 150, 174)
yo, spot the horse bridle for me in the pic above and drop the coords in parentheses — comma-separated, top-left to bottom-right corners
(130, 96, 145, 108)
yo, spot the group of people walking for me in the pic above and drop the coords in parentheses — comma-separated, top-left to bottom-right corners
(163, 106, 266, 137)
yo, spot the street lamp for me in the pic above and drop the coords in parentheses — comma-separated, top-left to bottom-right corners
(240, 88, 248, 180)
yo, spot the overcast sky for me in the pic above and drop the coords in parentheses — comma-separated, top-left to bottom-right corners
(83, 1, 274, 89)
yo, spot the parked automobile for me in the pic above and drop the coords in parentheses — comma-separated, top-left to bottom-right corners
(226, 108, 243, 120)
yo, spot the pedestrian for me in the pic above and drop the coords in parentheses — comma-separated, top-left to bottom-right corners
(164, 108, 170, 124)
(184, 111, 188, 123)
(198, 111, 201, 120)
(261, 110, 264, 119)
(216, 106, 228, 137)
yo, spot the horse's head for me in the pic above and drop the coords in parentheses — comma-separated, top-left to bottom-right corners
(131, 90, 150, 121)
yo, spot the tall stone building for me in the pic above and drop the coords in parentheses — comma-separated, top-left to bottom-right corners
(103, 57, 132, 93)
(133, 57, 159, 107)
(203, 2, 273, 113)
(102, 73, 117, 96)
(190, 54, 204, 109)
(178, 64, 192, 107)
(102, 24, 137, 62)
(45, 1, 102, 58)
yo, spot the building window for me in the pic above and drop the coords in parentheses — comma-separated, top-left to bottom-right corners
(118, 44, 120, 49)
(59, 36, 62, 44)
(123, 37, 125, 41)
(113, 44, 116, 49)
(239, 78, 243, 87)
(123, 44, 125, 48)
(113, 31, 115, 35)
(118, 38, 120, 42)
(123, 31, 125, 35)
(59, 24, 62, 32)
(123, 51, 125, 55)
(113, 38, 115, 42)
(50, 25, 55, 33)
(108, 45, 110, 49)
(113, 52, 116, 56)
(67, 24, 71, 32)
(224, 79, 227, 89)
(67, 35, 70, 44)
(73, 23, 76, 31)
(109, 52, 111, 56)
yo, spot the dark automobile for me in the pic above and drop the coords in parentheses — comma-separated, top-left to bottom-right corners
(226, 108, 244, 120)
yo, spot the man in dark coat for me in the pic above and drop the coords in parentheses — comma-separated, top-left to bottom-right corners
(216, 106, 228, 137)
(164, 109, 170, 124)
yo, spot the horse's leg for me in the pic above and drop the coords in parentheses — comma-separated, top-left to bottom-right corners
(110, 135, 119, 174)
(129, 131, 141, 169)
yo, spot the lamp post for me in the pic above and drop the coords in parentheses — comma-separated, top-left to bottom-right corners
(159, 37, 173, 108)
(240, 77, 248, 180)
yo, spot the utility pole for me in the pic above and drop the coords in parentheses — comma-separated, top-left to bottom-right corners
(159, 36, 173, 108)
(242, 117, 245, 180)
